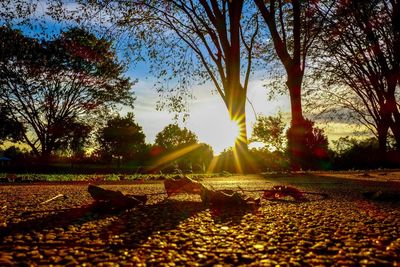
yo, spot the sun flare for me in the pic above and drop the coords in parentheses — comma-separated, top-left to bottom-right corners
(227, 119, 241, 147)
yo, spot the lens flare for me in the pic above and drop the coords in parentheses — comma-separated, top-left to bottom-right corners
(227, 119, 241, 147)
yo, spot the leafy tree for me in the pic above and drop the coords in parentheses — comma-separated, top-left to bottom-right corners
(254, 0, 330, 170)
(153, 124, 214, 172)
(62, 121, 92, 159)
(1, 145, 27, 161)
(70, 0, 263, 172)
(287, 119, 329, 170)
(0, 105, 24, 144)
(332, 137, 383, 169)
(252, 112, 328, 170)
(155, 124, 198, 151)
(97, 113, 146, 166)
(251, 113, 286, 152)
(184, 143, 214, 173)
(307, 0, 400, 153)
(0, 26, 134, 159)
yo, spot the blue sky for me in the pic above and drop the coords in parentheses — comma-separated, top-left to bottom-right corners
(1, 1, 370, 154)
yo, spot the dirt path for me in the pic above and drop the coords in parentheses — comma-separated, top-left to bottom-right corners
(1, 175, 399, 266)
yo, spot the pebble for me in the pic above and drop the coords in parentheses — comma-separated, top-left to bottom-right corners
(1, 177, 400, 265)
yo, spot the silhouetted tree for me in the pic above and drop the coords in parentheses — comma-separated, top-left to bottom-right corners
(185, 143, 214, 173)
(0, 105, 24, 144)
(332, 137, 382, 169)
(97, 113, 146, 167)
(307, 0, 400, 153)
(153, 124, 214, 172)
(287, 119, 329, 170)
(0, 26, 134, 160)
(70, 0, 263, 172)
(155, 124, 198, 151)
(63, 121, 92, 160)
(254, 0, 330, 170)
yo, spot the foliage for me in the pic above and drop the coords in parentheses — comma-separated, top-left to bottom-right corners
(251, 113, 286, 152)
(65, 0, 264, 150)
(153, 124, 213, 172)
(286, 119, 329, 170)
(0, 146, 27, 161)
(254, 0, 330, 170)
(306, 0, 400, 152)
(250, 148, 290, 172)
(97, 112, 146, 163)
(0, 106, 24, 144)
(155, 124, 197, 151)
(332, 137, 382, 169)
(0, 26, 134, 158)
(184, 143, 214, 173)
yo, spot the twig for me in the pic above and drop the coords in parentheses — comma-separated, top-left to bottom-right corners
(242, 189, 328, 199)
(41, 194, 65, 204)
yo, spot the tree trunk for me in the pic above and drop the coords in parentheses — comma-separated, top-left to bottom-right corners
(377, 124, 388, 153)
(39, 149, 52, 166)
(226, 85, 253, 173)
(390, 117, 400, 151)
(286, 73, 306, 171)
(388, 99, 400, 151)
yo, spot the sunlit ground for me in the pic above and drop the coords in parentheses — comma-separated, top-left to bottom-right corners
(1, 173, 400, 265)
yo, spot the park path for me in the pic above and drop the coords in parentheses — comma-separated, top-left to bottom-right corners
(0, 173, 400, 266)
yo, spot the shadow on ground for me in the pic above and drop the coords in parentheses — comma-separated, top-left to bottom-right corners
(0, 198, 259, 250)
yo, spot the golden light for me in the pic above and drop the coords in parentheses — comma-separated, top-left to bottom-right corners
(227, 119, 241, 147)
(146, 143, 201, 172)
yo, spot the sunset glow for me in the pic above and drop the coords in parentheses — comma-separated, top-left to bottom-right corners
(227, 119, 241, 148)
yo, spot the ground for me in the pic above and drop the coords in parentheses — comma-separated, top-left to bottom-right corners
(1, 171, 400, 266)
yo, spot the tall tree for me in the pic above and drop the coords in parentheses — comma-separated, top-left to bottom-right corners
(307, 0, 400, 152)
(75, 0, 262, 172)
(97, 112, 146, 166)
(0, 26, 134, 159)
(254, 0, 327, 169)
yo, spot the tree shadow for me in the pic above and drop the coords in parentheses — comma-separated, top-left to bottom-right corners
(209, 204, 261, 225)
(1, 198, 260, 250)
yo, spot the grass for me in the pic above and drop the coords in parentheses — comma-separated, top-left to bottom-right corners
(0, 172, 228, 182)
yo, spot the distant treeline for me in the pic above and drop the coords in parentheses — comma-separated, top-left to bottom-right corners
(2, 135, 400, 174)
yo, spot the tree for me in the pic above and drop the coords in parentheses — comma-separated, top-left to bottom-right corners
(97, 113, 146, 166)
(251, 113, 329, 170)
(251, 113, 286, 152)
(74, 0, 262, 172)
(254, 0, 329, 169)
(307, 0, 400, 153)
(186, 143, 214, 172)
(0, 105, 24, 144)
(0, 26, 134, 160)
(62, 121, 92, 160)
(153, 124, 214, 172)
(287, 119, 329, 170)
(155, 124, 198, 151)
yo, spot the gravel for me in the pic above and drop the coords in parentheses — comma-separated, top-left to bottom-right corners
(1, 174, 400, 266)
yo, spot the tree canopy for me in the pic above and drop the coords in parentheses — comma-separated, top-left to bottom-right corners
(307, 0, 400, 152)
(155, 124, 198, 152)
(97, 112, 146, 164)
(0, 26, 134, 158)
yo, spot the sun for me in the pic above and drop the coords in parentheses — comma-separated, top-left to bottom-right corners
(227, 119, 241, 147)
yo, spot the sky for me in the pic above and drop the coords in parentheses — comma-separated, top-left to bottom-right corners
(130, 72, 291, 154)
(127, 69, 367, 154)
(1, 1, 372, 155)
